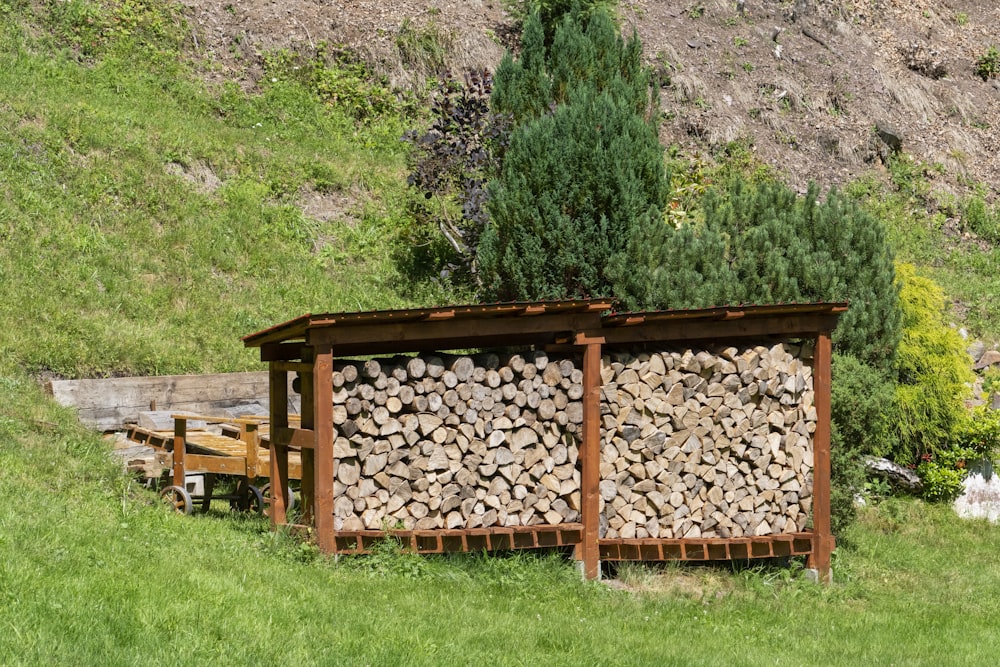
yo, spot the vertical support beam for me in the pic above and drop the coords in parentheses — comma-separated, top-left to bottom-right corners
(808, 332, 834, 584)
(312, 343, 336, 554)
(244, 422, 259, 482)
(577, 337, 603, 580)
(172, 416, 187, 489)
(299, 362, 316, 525)
(269, 365, 290, 528)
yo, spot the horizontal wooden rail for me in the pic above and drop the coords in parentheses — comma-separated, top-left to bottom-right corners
(598, 533, 814, 561)
(171, 413, 265, 426)
(270, 427, 315, 450)
(332, 524, 585, 555)
(183, 454, 248, 476)
(324, 525, 814, 562)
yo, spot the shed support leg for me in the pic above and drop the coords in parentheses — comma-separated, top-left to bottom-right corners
(576, 337, 603, 580)
(312, 344, 335, 554)
(807, 332, 834, 584)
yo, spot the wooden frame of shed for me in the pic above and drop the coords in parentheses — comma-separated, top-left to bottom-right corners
(243, 299, 845, 582)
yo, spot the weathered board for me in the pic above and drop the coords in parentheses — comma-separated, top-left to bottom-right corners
(47, 372, 299, 431)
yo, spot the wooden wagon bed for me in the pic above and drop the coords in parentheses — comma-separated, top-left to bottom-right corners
(126, 414, 302, 515)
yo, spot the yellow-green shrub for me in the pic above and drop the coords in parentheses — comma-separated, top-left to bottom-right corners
(893, 263, 973, 464)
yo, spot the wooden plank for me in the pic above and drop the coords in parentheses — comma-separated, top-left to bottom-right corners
(307, 312, 605, 350)
(271, 427, 316, 450)
(300, 357, 316, 525)
(333, 524, 585, 555)
(596, 534, 815, 561)
(139, 412, 207, 431)
(595, 314, 843, 347)
(808, 332, 835, 583)
(172, 418, 187, 485)
(183, 454, 247, 476)
(46, 372, 300, 431)
(260, 342, 309, 362)
(244, 422, 260, 480)
(269, 367, 290, 527)
(313, 345, 336, 554)
(578, 338, 603, 580)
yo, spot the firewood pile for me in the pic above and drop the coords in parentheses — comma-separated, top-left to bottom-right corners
(331, 351, 583, 531)
(329, 342, 816, 539)
(599, 344, 816, 540)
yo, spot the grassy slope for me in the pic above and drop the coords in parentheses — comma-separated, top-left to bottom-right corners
(2, 379, 999, 665)
(2, 3, 1000, 665)
(0, 7, 446, 378)
(845, 159, 1000, 344)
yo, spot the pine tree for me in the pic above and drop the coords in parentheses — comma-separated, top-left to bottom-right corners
(478, 7, 667, 301)
(617, 178, 900, 369)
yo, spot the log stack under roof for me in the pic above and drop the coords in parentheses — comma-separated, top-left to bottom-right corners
(330, 351, 583, 531)
(599, 343, 815, 540)
(327, 341, 815, 540)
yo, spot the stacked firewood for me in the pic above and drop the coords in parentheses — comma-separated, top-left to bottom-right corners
(330, 352, 584, 531)
(327, 341, 817, 540)
(599, 344, 816, 540)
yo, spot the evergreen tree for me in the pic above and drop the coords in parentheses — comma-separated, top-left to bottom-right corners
(478, 7, 667, 301)
(504, 1, 618, 44)
(616, 178, 901, 369)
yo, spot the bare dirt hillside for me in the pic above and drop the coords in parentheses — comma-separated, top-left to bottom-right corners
(179, 0, 1000, 197)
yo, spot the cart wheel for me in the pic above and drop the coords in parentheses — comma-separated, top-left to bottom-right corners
(231, 482, 265, 515)
(160, 485, 193, 515)
(261, 483, 296, 513)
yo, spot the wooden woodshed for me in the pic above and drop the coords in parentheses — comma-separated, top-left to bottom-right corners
(243, 299, 845, 582)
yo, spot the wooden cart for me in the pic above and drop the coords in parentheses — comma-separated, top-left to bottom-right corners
(126, 413, 302, 515)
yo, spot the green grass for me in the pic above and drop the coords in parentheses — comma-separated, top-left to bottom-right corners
(2, 372, 1000, 665)
(0, 6, 450, 378)
(844, 158, 1000, 344)
(2, 4, 1000, 664)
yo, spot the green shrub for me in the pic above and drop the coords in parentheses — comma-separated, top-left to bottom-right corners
(478, 6, 667, 301)
(917, 447, 975, 501)
(830, 425, 865, 538)
(956, 405, 1000, 461)
(395, 18, 452, 78)
(617, 180, 901, 370)
(42, 0, 185, 60)
(974, 46, 1000, 81)
(831, 353, 899, 458)
(893, 263, 974, 463)
(829, 353, 899, 535)
(983, 367, 1000, 397)
(403, 70, 507, 283)
(263, 45, 407, 123)
(501, 0, 618, 38)
(961, 196, 1000, 244)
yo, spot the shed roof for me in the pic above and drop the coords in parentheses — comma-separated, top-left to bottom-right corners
(242, 299, 615, 352)
(244, 300, 847, 357)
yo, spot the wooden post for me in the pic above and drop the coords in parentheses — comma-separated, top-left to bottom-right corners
(172, 415, 187, 489)
(576, 336, 604, 580)
(244, 422, 259, 481)
(299, 364, 316, 525)
(312, 344, 336, 554)
(808, 332, 835, 584)
(269, 365, 290, 527)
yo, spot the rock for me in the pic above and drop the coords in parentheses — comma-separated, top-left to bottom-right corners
(875, 120, 903, 154)
(974, 350, 1000, 370)
(865, 457, 922, 493)
(968, 340, 986, 363)
(901, 42, 947, 80)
